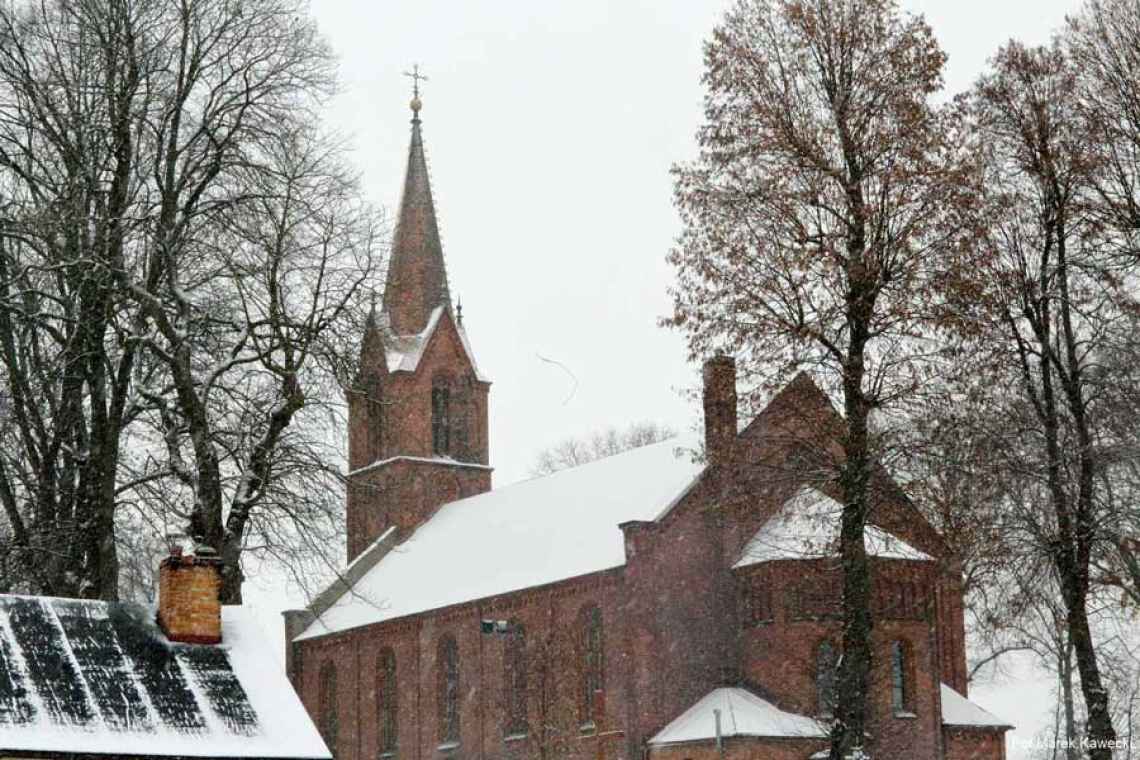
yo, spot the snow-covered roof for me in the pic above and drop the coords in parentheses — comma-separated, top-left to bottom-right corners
(648, 687, 827, 745)
(0, 596, 330, 758)
(734, 486, 932, 568)
(297, 437, 703, 640)
(941, 684, 1012, 729)
(383, 304, 488, 382)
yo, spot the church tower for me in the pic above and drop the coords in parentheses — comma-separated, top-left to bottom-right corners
(345, 86, 492, 562)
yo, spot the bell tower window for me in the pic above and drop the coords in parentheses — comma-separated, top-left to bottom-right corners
(432, 382, 451, 455)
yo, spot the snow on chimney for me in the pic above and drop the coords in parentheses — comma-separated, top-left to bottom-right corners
(157, 543, 223, 645)
(703, 354, 738, 466)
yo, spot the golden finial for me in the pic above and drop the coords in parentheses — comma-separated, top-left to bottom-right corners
(404, 64, 428, 115)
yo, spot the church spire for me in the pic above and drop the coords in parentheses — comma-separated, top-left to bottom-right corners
(382, 68, 451, 335)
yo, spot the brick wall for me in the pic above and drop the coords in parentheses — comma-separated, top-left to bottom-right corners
(648, 737, 829, 760)
(945, 728, 1008, 760)
(346, 311, 491, 562)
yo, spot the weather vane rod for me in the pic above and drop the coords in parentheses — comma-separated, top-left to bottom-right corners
(403, 64, 428, 99)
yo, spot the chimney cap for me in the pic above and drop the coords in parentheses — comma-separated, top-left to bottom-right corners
(704, 352, 736, 368)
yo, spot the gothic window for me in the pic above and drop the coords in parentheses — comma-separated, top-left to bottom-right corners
(891, 640, 913, 714)
(579, 605, 604, 726)
(451, 391, 470, 459)
(815, 641, 838, 718)
(319, 660, 338, 752)
(749, 582, 774, 624)
(792, 583, 841, 621)
(377, 648, 397, 755)
(503, 622, 528, 737)
(367, 377, 385, 460)
(432, 381, 451, 455)
(437, 635, 460, 744)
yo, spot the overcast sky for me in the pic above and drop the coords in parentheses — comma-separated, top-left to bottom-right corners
(251, 2, 1086, 756)
(306, 0, 1082, 489)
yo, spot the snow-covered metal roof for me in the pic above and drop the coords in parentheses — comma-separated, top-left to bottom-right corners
(297, 437, 704, 640)
(941, 684, 1012, 729)
(0, 596, 330, 758)
(734, 486, 932, 567)
(648, 687, 827, 745)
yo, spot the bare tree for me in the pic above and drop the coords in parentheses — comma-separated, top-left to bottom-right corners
(528, 421, 675, 477)
(667, 1, 967, 755)
(1068, 0, 1140, 253)
(0, 0, 380, 603)
(954, 37, 1137, 757)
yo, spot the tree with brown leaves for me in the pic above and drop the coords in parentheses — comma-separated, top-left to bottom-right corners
(666, 1, 969, 756)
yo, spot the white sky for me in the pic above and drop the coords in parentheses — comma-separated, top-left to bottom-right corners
(245, 2, 1087, 757)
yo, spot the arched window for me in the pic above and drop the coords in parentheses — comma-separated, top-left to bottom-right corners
(891, 640, 912, 714)
(367, 377, 385, 460)
(503, 622, 528, 737)
(377, 648, 397, 755)
(431, 380, 451, 455)
(579, 605, 604, 726)
(815, 641, 838, 717)
(319, 660, 338, 752)
(437, 635, 460, 744)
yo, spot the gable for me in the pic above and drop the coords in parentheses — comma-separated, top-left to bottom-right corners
(0, 596, 329, 759)
(714, 373, 948, 560)
(383, 305, 487, 382)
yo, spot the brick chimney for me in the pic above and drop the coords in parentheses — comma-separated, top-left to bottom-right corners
(703, 354, 737, 466)
(157, 546, 223, 644)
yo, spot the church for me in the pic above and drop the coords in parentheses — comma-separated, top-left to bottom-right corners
(283, 92, 1011, 760)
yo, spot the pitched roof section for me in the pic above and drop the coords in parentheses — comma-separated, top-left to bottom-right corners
(0, 596, 330, 758)
(297, 438, 704, 640)
(734, 486, 932, 566)
(940, 684, 1012, 729)
(648, 687, 826, 745)
(381, 304, 487, 382)
(382, 106, 450, 335)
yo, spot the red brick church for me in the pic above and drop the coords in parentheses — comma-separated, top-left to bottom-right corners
(284, 94, 1011, 760)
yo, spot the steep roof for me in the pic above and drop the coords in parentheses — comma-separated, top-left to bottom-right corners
(648, 687, 826, 745)
(734, 486, 932, 566)
(297, 438, 704, 640)
(0, 596, 329, 758)
(382, 103, 450, 335)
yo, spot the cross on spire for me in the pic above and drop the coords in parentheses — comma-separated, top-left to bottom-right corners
(404, 64, 428, 115)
